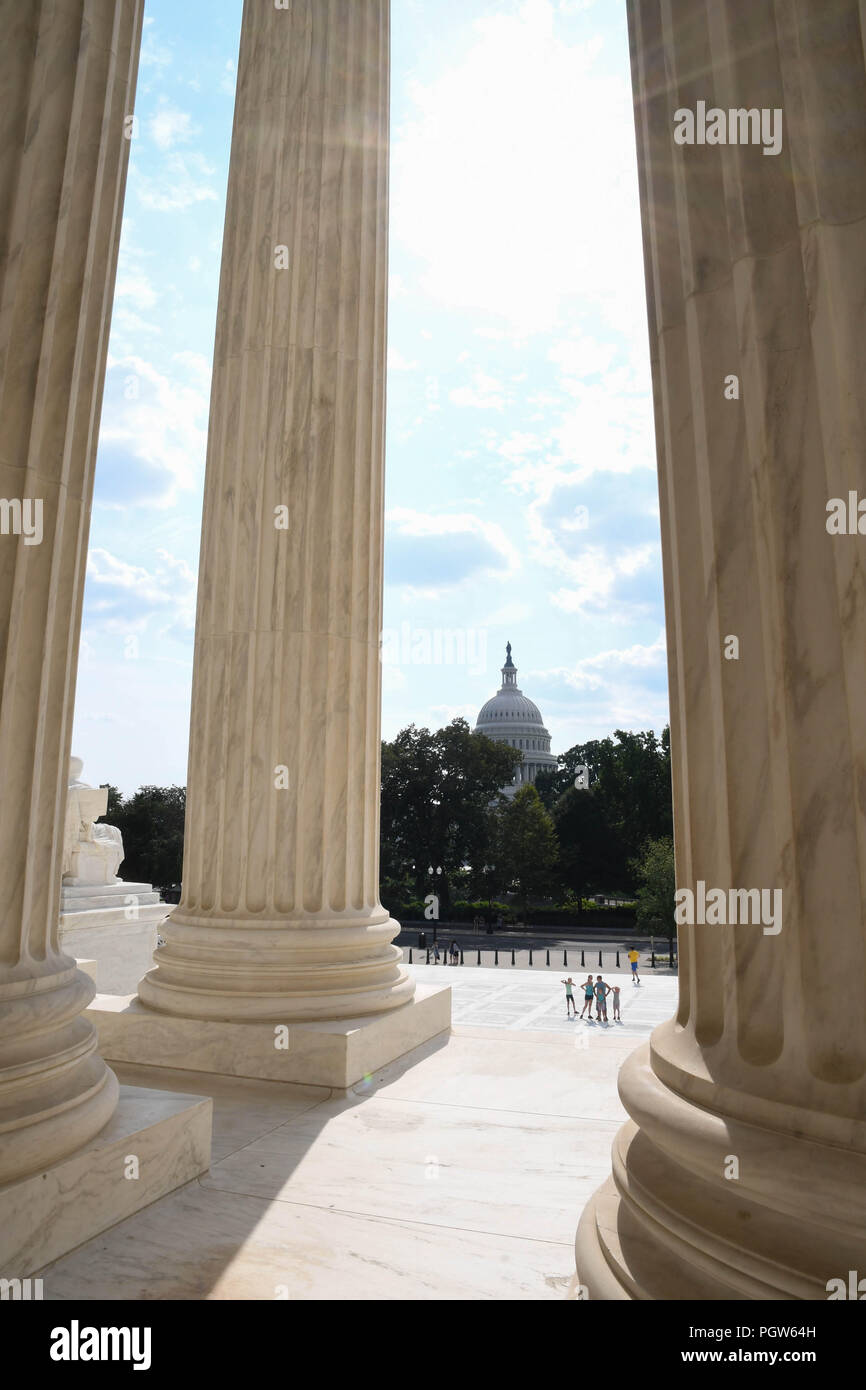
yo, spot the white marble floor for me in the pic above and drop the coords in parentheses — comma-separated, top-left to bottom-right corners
(39, 969, 677, 1301)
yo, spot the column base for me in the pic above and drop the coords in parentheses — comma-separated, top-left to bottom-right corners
(575, 1045, 866, 1301)
(88, 984, 451, 1090)
(139, 911, 414, 1022)
(0, 1084, 212, 1277)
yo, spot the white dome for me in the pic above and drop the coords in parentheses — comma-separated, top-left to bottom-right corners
(473, 643, 557, 796)
(476, 691, 545, 725)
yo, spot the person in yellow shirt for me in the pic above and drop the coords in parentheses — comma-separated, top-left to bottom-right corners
(627, 948, 641, 985)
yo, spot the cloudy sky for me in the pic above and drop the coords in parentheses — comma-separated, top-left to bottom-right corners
(72, 0, 669, 797)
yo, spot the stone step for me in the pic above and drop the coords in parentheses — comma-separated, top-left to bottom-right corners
(60, 903, 168, 929)
(61, 887, 161, 911)
(61, 881, 155, 898)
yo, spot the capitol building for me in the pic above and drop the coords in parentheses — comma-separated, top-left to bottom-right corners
(474, 643, 557, 797)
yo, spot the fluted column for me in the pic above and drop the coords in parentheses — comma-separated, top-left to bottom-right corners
(0, 0, 142, 1183)
(139, 0, 413, 1023)
(576, 0, 866, 1298)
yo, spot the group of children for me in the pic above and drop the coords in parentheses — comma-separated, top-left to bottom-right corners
(562, 948, 642, 1023)
(561, 974, 620, 1022)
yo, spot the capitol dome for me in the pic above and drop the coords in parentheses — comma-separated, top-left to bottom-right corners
(474, 643, 557, 797)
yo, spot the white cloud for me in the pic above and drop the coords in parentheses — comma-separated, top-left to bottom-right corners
(495, 431, 546, 465)
(428, 702, 480, 726)
(110, 220, 162, 340)
(540, 632, 666, 690)
(112, 307, 161, 339)
(392, 0, 643, 337)
(220, 59, 237, 96)
(171, 350, 212, 393)
(480, 600, 533, 627)
(548, 542, 656, 614)
(549, 335, 616, 380)
(140, 24, 172, 69)
(114, 271, 157, 311)
(387, 508, 519, 561)
(149, 102, 195, 151)
(385, 507, 521, 595)
(85, 547, 197, 635)
(388, 349, 418, 371)
(136, 152, 218, 212)
(381, 665, 408, 693)
(449, 370, 507, 410)
(98, 353, 209, 507)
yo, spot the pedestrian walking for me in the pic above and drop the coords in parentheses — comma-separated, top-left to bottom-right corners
(450, 939, 459, 965)
(561, 976, 578, 1016)
(579, 975, 595, 1019)
(628, 948, 641, 985)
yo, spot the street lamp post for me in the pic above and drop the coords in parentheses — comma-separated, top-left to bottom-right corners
(482, 865, 494, 935)
(428, 864, 442, 945)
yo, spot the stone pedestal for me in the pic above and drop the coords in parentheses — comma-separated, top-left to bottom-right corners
(575, 0, 866, 1299)
(116, 0, 448, 1073)
(0, 1086, 211, 1277)
(60, 882, 166, 994)
(90, 982, 450, 1092)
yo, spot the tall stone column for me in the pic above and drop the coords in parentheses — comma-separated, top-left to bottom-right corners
(0, 0, 143, 1184)
(139, 0, 414, 1023)
(576, 0, 866, 1298)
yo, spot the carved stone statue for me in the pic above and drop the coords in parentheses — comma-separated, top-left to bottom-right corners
(62, 756, 124, 885)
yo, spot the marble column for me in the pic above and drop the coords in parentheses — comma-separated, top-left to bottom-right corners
(576, 0, 866, 1298)
(0, 0, 143, 1184)
(139, 0, 413, 1023)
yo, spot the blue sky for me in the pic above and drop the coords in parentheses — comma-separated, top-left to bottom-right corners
(73, 0, 669, 797)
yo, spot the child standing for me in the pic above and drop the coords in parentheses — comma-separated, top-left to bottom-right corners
(594, 975, 611, 1022)
(580, 976, 595, 1018)
(612, 986, 621, 1021)
(562, 977, 577, 1016)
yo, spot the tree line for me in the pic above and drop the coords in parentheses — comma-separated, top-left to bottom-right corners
(380, 719, 673, 926)
(97, 720, 676, 939)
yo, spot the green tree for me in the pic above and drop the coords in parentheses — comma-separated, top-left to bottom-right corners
(380, 719, 519, 916)
(99, 784, 124, 820)
(493, 784, 559, 920)
(540, 729, 672, 898)
(551, 782, 623, 904)
(632, 835, 677, 961)
(104, 785, 186, 889)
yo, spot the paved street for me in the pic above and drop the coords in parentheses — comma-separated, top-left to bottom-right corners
(399, 942, 675, 977)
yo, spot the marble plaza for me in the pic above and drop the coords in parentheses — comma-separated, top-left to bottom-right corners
(409, 965, 677, 1036)
(39, 969, 676, 1302)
